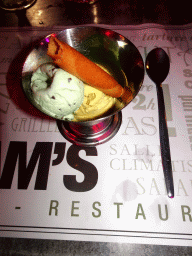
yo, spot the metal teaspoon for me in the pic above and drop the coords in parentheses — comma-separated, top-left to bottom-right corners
(145, 47, 174, 198)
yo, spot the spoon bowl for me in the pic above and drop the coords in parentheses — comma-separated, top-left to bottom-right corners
(146, 48, 170, 85)
(146, 48, 174, 198)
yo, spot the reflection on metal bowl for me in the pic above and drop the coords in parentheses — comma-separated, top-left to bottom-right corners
(22, 26, 144, 146)
(0, 0, 36, 11)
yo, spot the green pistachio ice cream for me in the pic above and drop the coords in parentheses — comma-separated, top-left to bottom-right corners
(31, 63, 84, 120)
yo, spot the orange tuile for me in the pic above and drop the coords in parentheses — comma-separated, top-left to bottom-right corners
(47, 36, 125, 98)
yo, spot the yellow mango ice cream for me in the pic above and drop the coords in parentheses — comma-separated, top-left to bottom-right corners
(74, 84, 116, 121)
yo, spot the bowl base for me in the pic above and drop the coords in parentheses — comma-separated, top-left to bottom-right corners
(57, 112, 122, 147)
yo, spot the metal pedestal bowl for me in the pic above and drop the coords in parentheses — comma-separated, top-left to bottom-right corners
(22, 26, 144, 146)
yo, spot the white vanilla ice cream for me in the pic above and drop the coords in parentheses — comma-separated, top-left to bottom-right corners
(31, 63, 84, 120)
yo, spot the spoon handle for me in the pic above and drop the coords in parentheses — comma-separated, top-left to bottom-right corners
(156, 84, 174, 198)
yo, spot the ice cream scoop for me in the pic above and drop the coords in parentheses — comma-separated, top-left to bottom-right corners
(31, 63, 84, 121)
(74, 84, 116, 121)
